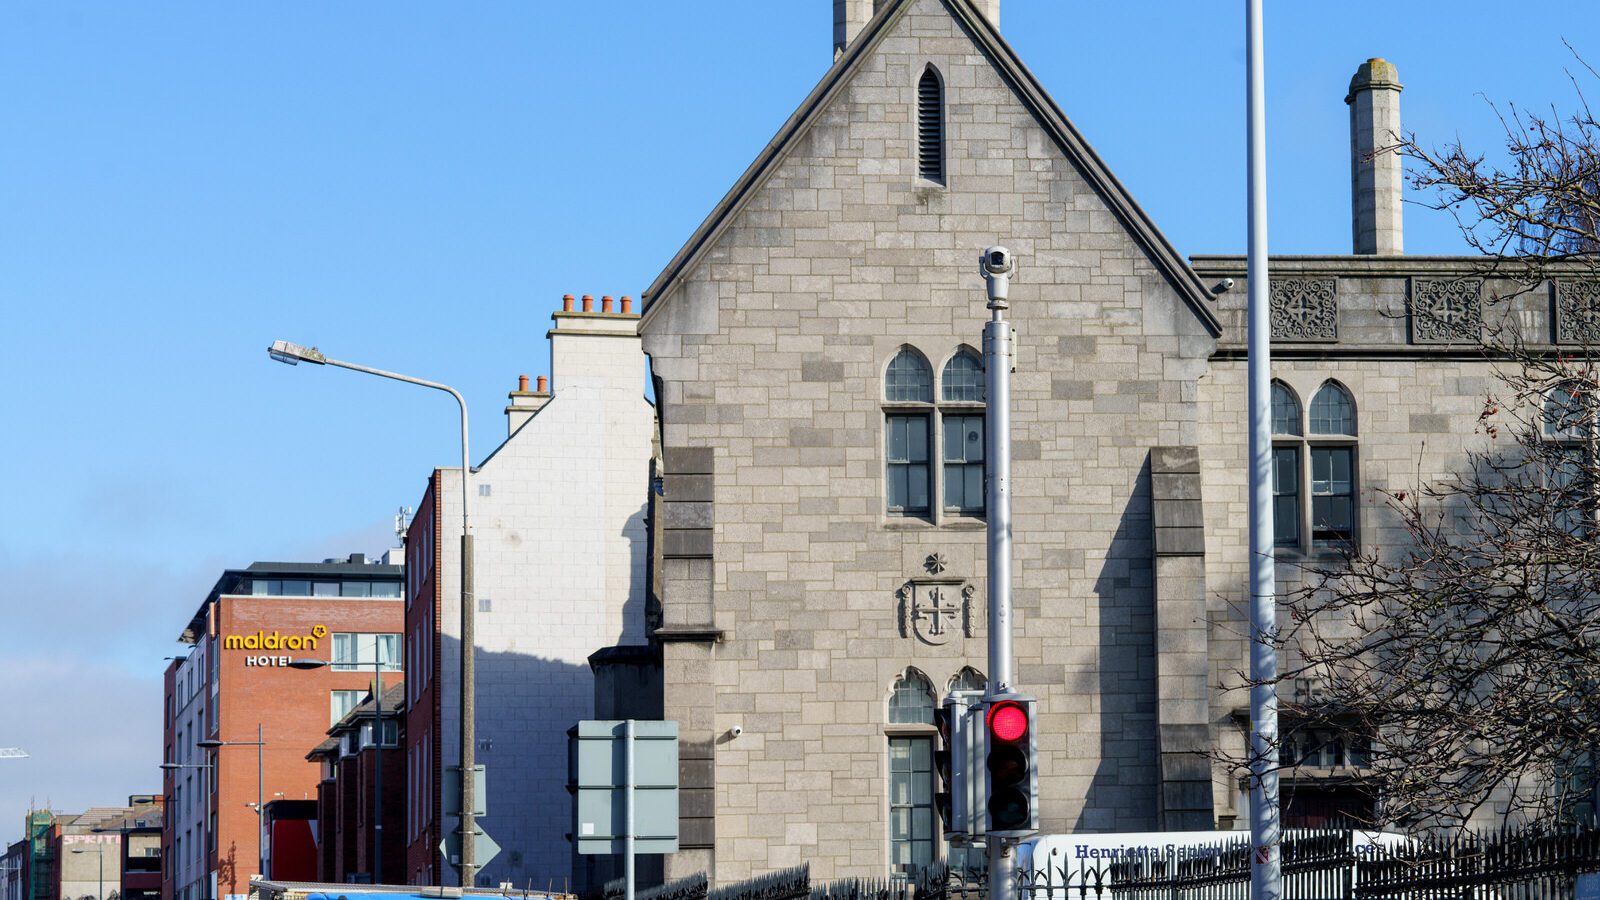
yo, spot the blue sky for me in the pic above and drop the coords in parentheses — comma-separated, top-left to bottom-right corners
(1, 1, 1594, 840)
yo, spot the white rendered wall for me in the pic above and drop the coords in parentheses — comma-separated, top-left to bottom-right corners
(433, 317, 653, 887)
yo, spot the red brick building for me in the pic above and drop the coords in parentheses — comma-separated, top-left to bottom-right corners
(163, 555, 403, 900)
(402, 483, 442, 887)
(307, 682, 406, 884)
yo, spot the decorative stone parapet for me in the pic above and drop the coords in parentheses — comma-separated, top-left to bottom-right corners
(1555, 280, 1600, 345)
(1270, 278, 1339, 341)
(1409, 277, 1483, 344)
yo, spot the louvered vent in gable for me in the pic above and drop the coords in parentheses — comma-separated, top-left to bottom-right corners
(918, 67, 945, 183)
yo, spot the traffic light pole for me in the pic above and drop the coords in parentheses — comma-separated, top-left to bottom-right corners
(981, 247, 1015, 900)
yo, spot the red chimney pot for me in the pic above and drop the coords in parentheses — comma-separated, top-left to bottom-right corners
(518, 375, 529, 392)
(562, 294, 575, 312)
(621, 296, 633, 313)
(581, 294, 594, 312)
(537, 375, 548, 392)
(602, 295, 614, 313)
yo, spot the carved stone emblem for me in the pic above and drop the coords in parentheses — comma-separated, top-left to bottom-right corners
(1269, 278, 1338, 341)
(924, 553, 948, 575)
(1409, 278, 1483, 344)
(897, 574, 976, 646)
(1555, 280, 1600, 344)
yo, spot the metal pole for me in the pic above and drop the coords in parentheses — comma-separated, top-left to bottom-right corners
(301, 354, 474, 887)
(624, 720, 636, 900)
(984, 265, 1015, 900)
(374, 660, 384, 885)
(257, 723, 264, 881)
(97, 844, 103, 900)
(1245, 2, 1281, 900)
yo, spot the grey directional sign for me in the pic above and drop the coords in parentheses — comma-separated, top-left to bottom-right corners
(440, 825, 501, 872)
(572, 720, 679, 855)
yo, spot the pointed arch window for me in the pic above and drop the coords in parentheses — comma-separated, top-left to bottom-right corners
(1274, 380, 1359, 552)
(918, 66, 945, 183)
(1543, 382, 1594, 535)
(885, 347, 988, 519)
(887, 669, 936, 876)
(1270, 382, 1302, 547)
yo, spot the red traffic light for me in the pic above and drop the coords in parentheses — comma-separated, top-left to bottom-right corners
(988, 700, 1028, 742)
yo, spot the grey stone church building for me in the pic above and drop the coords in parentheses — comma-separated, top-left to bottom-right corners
(622, 0, 1577, 884)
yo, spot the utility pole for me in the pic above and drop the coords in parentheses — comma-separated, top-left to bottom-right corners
(980, 246, 1016, 900)
(1245, 3, 1282, 900)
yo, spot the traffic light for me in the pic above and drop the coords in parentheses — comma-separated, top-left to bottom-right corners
(934, 704, 954, 832)
(939, 691, 985, 840)
(984, 693, 1038, 837)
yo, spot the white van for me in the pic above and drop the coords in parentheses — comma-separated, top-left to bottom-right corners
(1014, 830, 1415, 895)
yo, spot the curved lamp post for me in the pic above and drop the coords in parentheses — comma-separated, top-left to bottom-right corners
(267, 340, 476, 885)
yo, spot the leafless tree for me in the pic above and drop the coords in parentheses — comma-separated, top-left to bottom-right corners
(1230, 49, 1600, 830)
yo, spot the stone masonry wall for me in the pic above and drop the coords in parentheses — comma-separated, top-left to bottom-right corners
(642, 0, 1217, 881)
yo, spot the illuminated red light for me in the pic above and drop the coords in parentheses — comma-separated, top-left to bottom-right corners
(989, 701, 1028, 742)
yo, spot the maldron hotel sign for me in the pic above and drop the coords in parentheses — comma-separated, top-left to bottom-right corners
(223, 624, 327, 667)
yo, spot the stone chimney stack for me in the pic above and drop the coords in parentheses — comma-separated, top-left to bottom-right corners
(1346, 57, 1404, 255)
(834, 0, 997, 60)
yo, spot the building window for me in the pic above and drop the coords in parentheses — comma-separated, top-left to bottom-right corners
(887, 669, 936, 876)
(886, 347, 934, 517)
(917, 66, 945, 183)
(331, 633, 402, 672)
(330, 690, 363, 726)
(1273, 380, 1358, 552)
(941, 351, 986, 515)
(885, 347, 987, 521)
(1544, 382, 1593, 535)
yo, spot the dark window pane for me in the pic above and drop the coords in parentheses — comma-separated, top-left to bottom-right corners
(886, 349, 933, 402)
(313, 581, 340, 597)
(941, 353, 984, 402)
(1272, 383, 1302, 435)
(341, 581, 372, 598)
(1273, 446, 1301, 545)
(1310, 383, 1356, 435)
(907, 417, 929, 463)
(370, 581, 401, 598)
(907, 465, 929, 511)
(280, 580, 310, 596)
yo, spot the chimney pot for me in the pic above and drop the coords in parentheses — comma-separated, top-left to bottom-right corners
(602, 295, 614, 313)
(621, 295, 633, 314)
(537, 375, 548, 392)
(518, 375, 529, 392)
(582, 294, 594, 312)
(563, 294, 575, 312)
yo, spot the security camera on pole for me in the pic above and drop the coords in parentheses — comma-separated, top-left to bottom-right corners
(979, 247, 1036, 900)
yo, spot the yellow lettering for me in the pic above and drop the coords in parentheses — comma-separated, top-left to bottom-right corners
(224, 636, 244, 650)
(244, 634, 260, 650)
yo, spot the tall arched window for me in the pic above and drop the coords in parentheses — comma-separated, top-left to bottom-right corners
(947, 667, 985, 695)
(885, 348, 934, 517)
(1544, 382, 1593, 535)
(887, 669, 936, 874)
(1271, 382, 1302, 547)
(1273, 380, 1359, 551)
(1308, 382, 1357, 547)
(918, 66, 945, 183)
(941, 350, 985, 514)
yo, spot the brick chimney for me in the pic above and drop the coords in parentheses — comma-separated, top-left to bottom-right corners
(834, 0, 997, 60)
(505, 374, 551, 435)
(1346, 57, 1403, 255)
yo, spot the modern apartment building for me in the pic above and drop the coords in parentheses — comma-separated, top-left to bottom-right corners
(162, 555, 403, 900)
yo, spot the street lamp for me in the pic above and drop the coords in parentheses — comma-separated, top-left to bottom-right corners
(70, 846, 105, 900)
(266, 339, 479, 886)
(290, 657, 388, 883)
(196, 728, 264, 880)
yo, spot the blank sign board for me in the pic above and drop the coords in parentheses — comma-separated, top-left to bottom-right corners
(572, 719, 679, 855)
